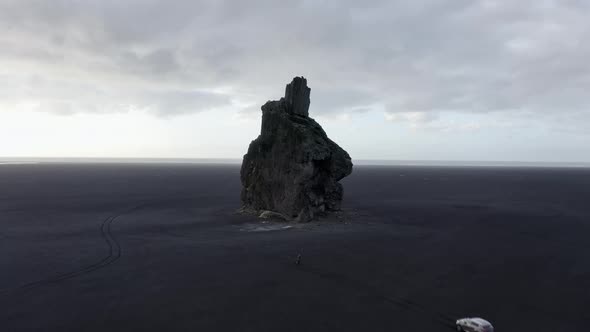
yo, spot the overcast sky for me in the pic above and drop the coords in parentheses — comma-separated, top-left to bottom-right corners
(1, 0, 589, 162)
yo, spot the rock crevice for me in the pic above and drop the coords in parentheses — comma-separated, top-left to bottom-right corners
(240, 77, 353, 222)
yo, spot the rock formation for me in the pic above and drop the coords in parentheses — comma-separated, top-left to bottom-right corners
(240, 77, 353, 222)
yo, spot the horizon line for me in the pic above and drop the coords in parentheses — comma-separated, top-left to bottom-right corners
(1, 157, 589, 168)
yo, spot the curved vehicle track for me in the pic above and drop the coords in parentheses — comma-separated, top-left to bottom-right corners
(0, 204, 146, 294)
(280, 254, 462, 330)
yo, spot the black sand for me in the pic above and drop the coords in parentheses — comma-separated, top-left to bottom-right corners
(1, 164, 589, 331)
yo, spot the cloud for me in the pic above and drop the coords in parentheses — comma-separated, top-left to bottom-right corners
(140, 89, 230, 116)
(0, 0, 589, 125)
(385, 112, 439, 123)
(0, 70, 229, 116)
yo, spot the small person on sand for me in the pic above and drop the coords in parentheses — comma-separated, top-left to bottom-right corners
(295, 254, 301, 265)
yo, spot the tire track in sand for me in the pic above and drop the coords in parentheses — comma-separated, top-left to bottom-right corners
(0, 204, 146, 294)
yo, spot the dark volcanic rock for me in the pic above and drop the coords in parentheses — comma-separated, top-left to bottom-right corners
(284, 76, 311, 117)
(240, 77, 353, 222)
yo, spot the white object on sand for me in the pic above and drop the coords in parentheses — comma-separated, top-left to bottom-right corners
(456, 317, 494, 332)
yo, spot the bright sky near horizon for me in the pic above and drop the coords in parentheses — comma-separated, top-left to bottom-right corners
(1, 0, 589, 162)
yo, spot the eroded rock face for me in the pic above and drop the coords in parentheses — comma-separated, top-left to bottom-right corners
(240, 77, 353, 222)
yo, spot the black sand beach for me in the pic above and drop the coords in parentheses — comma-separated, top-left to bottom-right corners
(1, 163, 589, 331)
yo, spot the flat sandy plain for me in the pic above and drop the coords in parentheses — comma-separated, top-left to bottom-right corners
(1, 163, 589, 331)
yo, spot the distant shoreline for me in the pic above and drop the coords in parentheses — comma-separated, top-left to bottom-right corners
(0, 161, 40, 165)
(1, 157, 589, 168)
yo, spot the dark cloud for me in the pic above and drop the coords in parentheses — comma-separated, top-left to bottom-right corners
(0, 0, 589, 121)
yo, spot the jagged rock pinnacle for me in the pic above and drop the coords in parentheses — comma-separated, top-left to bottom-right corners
(240, 77, 353, 222)
(284, 76, 311, 117)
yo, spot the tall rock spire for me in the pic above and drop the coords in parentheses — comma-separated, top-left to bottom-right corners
(284, 76, 311, 117)
(240, 77, 353, 222)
